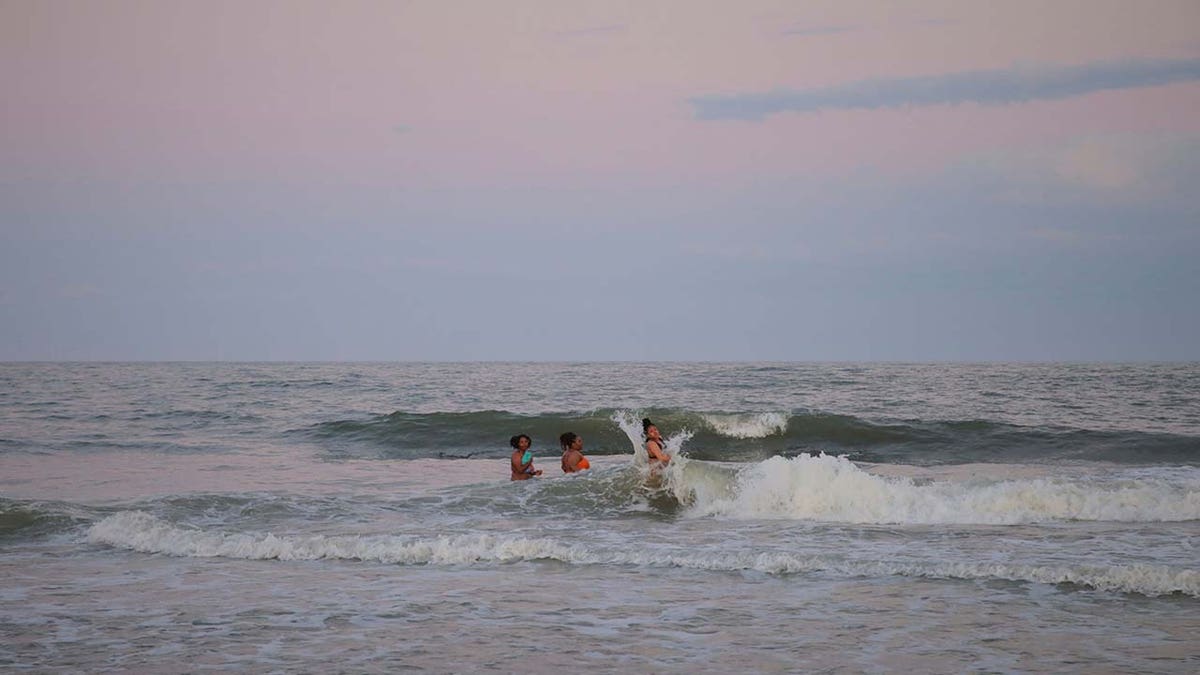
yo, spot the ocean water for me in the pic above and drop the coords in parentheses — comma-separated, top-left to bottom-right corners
(1, 362, 1198, 672)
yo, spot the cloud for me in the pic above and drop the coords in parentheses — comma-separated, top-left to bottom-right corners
(690, 57, 1200, 120)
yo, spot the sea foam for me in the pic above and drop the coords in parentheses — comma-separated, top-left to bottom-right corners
(87, 511, 588, 564)
(87, 511, 1200, 597)
(700, 412, 789, 438)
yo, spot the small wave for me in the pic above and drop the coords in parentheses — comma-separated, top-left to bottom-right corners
(143, 409, 265, 423)
(0, 499, 93, 539)
(747, 555, 1200, 597)
(0, 506, 47, 537)
(88, 511, 588, 565)
(87, 512, 1199, 597)
(305, 407, 1200, 464)
(307, 410, 640, 459)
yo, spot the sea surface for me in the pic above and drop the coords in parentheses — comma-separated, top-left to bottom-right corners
(1, 362, 1198, 672)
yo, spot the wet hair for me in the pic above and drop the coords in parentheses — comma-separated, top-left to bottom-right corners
(509, 434, 531, 449)
(559, 432, 578, 449)
(642, 418, 655, 434)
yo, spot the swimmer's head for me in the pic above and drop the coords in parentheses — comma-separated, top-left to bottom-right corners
(643, 418, 660, 440)
(559, 432, 578, 450)
(510, 434, 531, 450)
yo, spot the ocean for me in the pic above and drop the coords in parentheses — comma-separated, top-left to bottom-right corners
(1, 362, 1198, 672)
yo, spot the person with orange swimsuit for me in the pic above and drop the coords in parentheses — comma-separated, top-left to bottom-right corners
(510, 434, 542, 481)
(560, 431, 590, 473)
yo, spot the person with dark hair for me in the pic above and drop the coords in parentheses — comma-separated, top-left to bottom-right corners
(510, 434, 542, 480)
(560, 431, 590, 473)
(642, 418, 670, 468)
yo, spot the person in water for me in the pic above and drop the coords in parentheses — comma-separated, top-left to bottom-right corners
(510, 434, 542, 481)
(560, 431, 590, 473)
(642, 418, 671, 468)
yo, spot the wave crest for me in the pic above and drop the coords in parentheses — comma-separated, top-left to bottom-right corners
(87, 511, 586, 564)
(701, 412, 789, 438)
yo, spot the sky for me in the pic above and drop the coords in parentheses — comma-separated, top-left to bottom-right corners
(1, 0, 1198, 361)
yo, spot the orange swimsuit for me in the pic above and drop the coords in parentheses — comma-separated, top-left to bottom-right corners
(563, 453, 590, 473)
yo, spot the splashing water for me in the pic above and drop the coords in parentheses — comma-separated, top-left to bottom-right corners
(701, 412, 790, 438)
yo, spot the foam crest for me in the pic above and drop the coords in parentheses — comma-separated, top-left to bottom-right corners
(701, 412, 789, 438)
(86, 512, 1199, 597)
(87, 511, 588, 564)
(746, 555, 1200, 597)
(686, 454, 1200, 524)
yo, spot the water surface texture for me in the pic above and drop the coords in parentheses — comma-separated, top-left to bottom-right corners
(2, 362, 1198, 672)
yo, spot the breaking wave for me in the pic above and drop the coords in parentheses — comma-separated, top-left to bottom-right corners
(670, 454, 1200, 524)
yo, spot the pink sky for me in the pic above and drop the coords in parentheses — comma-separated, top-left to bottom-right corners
(4, 0, 1199, 188)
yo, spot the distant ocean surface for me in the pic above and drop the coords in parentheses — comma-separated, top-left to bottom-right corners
(2, 362, 1198, 672)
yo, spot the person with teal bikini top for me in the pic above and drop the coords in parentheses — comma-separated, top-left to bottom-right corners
(509, 434, 542, 480)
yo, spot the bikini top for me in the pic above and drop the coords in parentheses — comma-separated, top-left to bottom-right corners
(562, 450, 590, 472)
